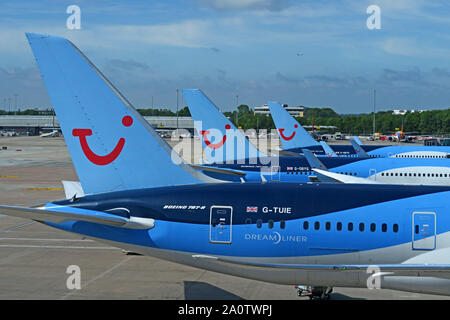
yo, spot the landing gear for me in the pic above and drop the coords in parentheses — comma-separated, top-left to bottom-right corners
(295, 285, 333, 300)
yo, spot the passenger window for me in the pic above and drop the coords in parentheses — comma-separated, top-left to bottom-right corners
(325, 222, 331, 231)
(359, 223, 365, 232)
(370, 223, 376, 232)
(337, 222, 342, 231)
(268, 220, 274, 229)
(280, 220, 286, 229)
(314, 221, 320, 230)
(256, 219, 262, 228)
(245, 218, 252, 224)
(303, 221, 309, 230)
(382, 223, 387, 232)
(393, 224, 399, 233)
(348, 222, 353, 231)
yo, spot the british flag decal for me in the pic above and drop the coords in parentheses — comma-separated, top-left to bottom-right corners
(246, 206, 258, 213)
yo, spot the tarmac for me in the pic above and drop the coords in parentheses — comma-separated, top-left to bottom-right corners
(0, 135, 448, 300)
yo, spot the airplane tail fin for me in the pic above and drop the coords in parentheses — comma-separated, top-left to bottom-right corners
(26, 33, 211, 195)
(267, 101, 319, 150)
(182, 89, 266, 163)
(319, 141, 337, 157)
(349, 138, 369, 158)
(302, 149, 328, 171)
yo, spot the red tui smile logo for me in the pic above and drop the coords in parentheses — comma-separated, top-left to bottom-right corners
(278, 124, 298, 141)
(200, 124, 231, 149)
(72, 115, 133, 166)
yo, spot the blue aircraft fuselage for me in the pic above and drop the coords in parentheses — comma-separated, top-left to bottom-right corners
(47, 182, 450, 268)
(203, 156, 450, 184)
(286, 144, 450, 158)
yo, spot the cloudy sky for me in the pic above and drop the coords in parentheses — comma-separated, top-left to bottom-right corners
(1, 0, 450, 114)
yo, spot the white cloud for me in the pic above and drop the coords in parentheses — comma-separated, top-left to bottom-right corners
(382, 38, 422, 57)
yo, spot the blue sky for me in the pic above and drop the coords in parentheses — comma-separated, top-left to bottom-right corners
(1, 0, 450, 114)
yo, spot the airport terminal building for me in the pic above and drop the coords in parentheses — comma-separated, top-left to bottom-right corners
(0, 115, 195, 136)
(254, 104, 304, 117)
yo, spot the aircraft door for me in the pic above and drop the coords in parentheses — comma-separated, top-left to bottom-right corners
(412, 212, 436, 250)
(210, 206, 233, 244)
(369, 168, 376, 180)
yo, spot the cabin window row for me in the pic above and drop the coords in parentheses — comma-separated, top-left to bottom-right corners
(380, 172, 449, 178)
(395, 155, 449, 158)
(247, 219, 286, 229)
(286, 171, 358, 176)
(302, 221, 399, 233)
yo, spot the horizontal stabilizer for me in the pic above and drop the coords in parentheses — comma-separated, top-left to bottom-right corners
(302, 149, 328, 170)
(0, 205, 154, 230)
(312, 169, 380, 184)
(277, 150, 303, 157)
(190, 164, 246, 177)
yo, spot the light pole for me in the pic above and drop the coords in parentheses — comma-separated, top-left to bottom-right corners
(235, 94, 239, 127)
(373, 89, 376, 139)
(176, 89, 179, 133)
(14, 94, 18, 115)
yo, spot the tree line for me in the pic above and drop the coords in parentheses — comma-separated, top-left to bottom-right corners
(223, 105, 450, 135)
(2, 106, 448, 135)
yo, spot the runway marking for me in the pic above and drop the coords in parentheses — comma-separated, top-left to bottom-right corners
(0, 175, 20, 178)
(0, 244, 120, 250)
(0, 237, 95, 242)
(60, 256, 133, 300)
(24, 187, 63, 191)
(0, 221, 36, 234)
